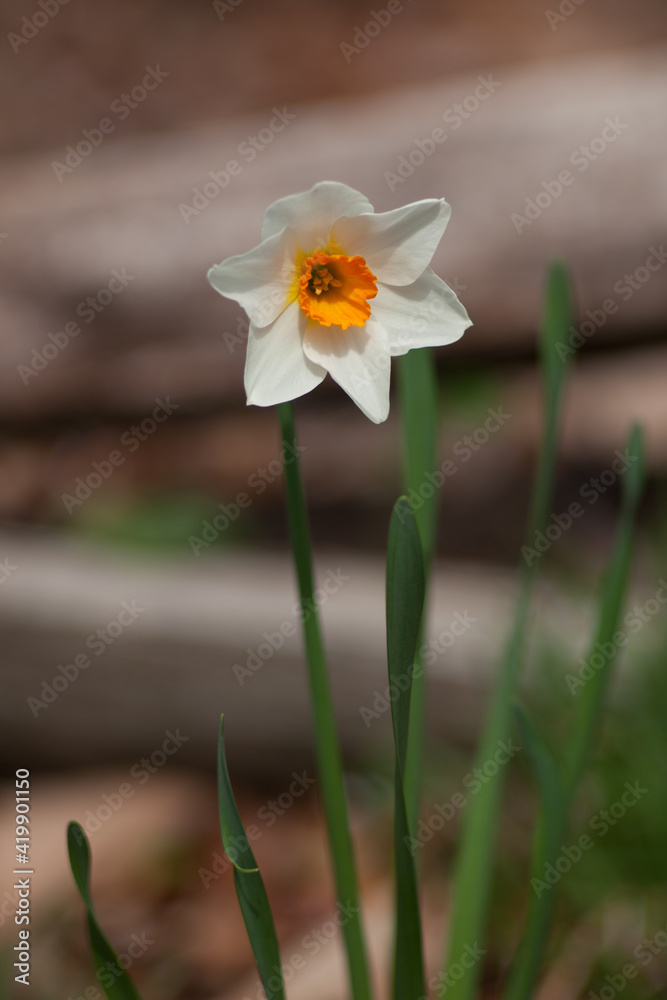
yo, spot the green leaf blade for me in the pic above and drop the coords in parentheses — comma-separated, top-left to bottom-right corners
(564, 421, 646, 798)
(386, 497, 426, 769)
(513, 702, 564, 852)
(217, 717, 286, 1000)
(397, 348, 440, 833)
(540, 259, 574, 387)
(443, 261, 575, 1000)
(505, 423, 646, 1000)
(67, 822, 143, 1000)
(502, 706, 564, 1000)
(527, 260, 575, 540)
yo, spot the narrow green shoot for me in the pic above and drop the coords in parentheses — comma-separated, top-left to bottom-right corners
(442, 261, 574, 1000)
(504, 423, 645, 1000)
(67, 822, 143, 1000)
(217, 716, 285, 1000)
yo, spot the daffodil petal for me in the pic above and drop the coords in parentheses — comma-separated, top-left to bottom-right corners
(245, 300, 326, 407)
(332, 199, 451, 286)
(303, 318, 391, 424)
(261, 181, 374, 250)
(208, 227, 299, 329)
(372, 268, 472, 356)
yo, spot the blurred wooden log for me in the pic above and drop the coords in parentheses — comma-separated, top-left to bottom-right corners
(0, 526, 635, 773)
(0, 345, 664, 535)
(0, 47, 665, 420)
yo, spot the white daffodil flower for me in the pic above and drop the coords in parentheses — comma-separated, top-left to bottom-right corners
(207, 181, 471, 423)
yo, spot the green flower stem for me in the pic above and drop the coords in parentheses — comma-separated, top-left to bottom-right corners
(398, 348, 440, 835)
(278, 402, 372, 1000)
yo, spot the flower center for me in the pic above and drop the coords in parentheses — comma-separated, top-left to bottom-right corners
(298, 252, 377, 330)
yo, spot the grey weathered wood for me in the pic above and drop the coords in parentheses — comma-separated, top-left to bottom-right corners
(0, 528, 609, 772)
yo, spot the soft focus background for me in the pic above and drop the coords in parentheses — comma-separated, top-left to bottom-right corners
(1, 1, 666, 997)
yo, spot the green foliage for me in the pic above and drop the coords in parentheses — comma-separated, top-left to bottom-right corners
(217, 717, 285, 1000)
(442, 260, 576, 1000)
(67, 822, 143, 1000)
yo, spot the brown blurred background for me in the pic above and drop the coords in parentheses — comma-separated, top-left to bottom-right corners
(1, 1, 666, 998)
